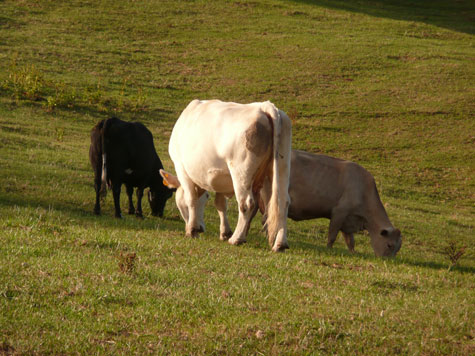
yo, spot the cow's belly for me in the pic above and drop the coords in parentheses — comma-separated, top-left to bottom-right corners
(204, 168, 234, 193)
(287, 185, 336, 221)
(341, 215, 366, 234)
(288, 204, 331, 221)
(185, 164, 234, 193)
(177, 153, 234, 194)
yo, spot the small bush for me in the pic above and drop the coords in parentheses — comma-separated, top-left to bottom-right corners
(441, 240, 467, 270)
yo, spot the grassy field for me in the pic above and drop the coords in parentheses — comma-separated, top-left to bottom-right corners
(0, 0, 474, 354)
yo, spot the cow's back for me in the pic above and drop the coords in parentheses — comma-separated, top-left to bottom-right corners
(287, 151, 370, 220)
(125, 121, 161, 173)
(169, 100, 273, 193)
(104, 118, 160, 175)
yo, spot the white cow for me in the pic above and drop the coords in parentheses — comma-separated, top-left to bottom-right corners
(161, 99, 292, 252)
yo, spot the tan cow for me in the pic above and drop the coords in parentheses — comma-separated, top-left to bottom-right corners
(283, 150, 402, 257)
(161, 99, 292, 252)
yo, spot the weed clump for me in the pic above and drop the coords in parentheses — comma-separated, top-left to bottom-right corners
(2, 63, 45, 101)
(441, 240, 467, 270)
(117, 251, 137, 273)
(1, 61, 148, 113)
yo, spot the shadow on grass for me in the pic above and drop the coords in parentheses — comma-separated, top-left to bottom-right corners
(289, 238, 356, 256)
(0, 193, 181, 233)
(291, 0, 474, 34)
(2, 192, 474, 274)
(394, 257, 475, 274)
(246, 226, 475, 274)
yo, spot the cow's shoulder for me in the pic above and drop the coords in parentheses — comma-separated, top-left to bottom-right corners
(330, 157, 370, 178)
(182, 99, 207, 115)
(337, 160, 378, 204)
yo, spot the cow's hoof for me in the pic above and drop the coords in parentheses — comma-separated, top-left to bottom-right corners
(186, 228, 200, 238)
(228, 238, 246, 246)
(135, 212, 144, 219)
(219, 231, 233, 241)
(272, 243, 289, 252)
(128, 210, 135, 215)
(115, 214, 123, 219)
(326, 243, 334, 249)
(93, 209, 101, 216)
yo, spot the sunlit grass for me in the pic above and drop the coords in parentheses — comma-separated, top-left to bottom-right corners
(0, 0, 473, 354)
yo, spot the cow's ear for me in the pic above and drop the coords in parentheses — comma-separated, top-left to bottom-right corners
(381, 229, 389, 237)
(159, 169, 181, 189)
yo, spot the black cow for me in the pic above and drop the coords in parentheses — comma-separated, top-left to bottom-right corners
(89, 117, 173, 218)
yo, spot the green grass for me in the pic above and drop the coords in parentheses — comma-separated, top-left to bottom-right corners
(0, 0, 474, 354)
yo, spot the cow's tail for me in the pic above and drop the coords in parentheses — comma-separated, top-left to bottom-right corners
(261, 101, 291, 250)
(99, 118, 112, 198)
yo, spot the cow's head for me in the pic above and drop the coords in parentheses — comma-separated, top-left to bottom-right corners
(370, 227, 402, 257)
(148, 172, 175, 217)
(159, 169, 208, 231)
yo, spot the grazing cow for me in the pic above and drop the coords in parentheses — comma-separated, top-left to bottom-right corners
(161, 99, 292, 252)
(170, 150, 402, 257)
(89, 117, 173, 218)
(264, 150, 402, 257)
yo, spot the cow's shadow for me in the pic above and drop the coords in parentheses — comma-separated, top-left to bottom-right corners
(240, 220, 475, 274)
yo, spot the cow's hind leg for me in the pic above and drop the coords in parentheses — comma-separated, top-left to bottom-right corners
(93, 163, 102, 215)
(245, 196, 259, 236)
(342, 232, 355, 253)
(214, 193, 233, 241)
(227, 171, 257, 246)
(135, 188, 144, 218)
(126, 184, 135, 215)
(327, 209, 346, 248)
(94, 180, 102, 215)
(112, 183, 122, 218)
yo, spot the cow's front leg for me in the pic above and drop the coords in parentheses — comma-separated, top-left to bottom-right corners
(126, 184, 135, 215)
(342, 232, 355, 253)
(185, 203, 200, 238)
(112, 183, 122, 218)
(182, 182, 202, 238)
(135, 188, 144, 218)
(214, 193, 232, 241)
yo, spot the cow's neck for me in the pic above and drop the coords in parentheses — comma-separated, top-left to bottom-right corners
(365, 189, 393, 234)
